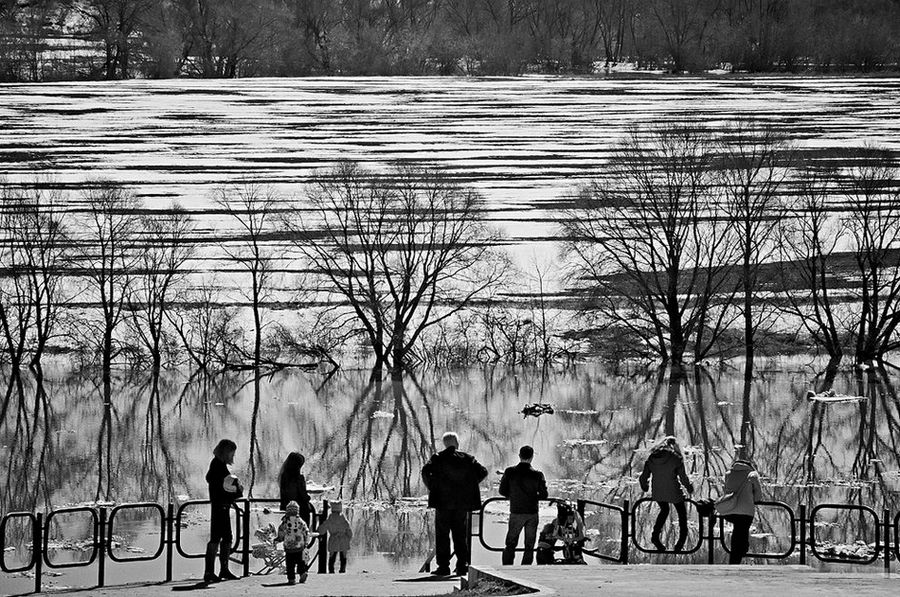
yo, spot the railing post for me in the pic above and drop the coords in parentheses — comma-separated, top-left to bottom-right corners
(883, 508, 890, 577)
(799, 505, 807, 566)
(97, 507, 107, 588)
(318, 500, 330, 574)
(707, 513, 715, 565)
(466, 511, 473, 568)
(241, 500, 250, 578)
(620, 499, 630, 564)
(34, 512, 43, 594)
(165, 503, 174, 582)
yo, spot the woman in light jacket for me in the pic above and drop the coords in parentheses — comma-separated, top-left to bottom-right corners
(638, 436, 694, 551)
(721, 456, 763, 564)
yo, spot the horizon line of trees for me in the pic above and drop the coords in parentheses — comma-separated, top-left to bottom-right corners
(1, 127, 899, 395)
(1, 0, 899, 82)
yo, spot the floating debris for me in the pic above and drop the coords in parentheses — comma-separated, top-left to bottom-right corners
(371, 410, 395, 419)
(806, 389, 867, 403)
(521, 403, 554, 418)
(562, 439, 608, 448)
(558, 409, 599, 415)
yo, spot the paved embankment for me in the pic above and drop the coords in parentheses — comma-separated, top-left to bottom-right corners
(11, 565, 900, 596)
(469, 564, 900, 596)
(4, 572, 461, 597)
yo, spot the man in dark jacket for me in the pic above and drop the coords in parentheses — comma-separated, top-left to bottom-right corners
(422, 431, 488, 576)
(499, 445, 548, 565)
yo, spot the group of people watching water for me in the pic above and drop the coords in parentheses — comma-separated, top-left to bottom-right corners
(202, 432, 762, 583)
(202, 441, 350, 585)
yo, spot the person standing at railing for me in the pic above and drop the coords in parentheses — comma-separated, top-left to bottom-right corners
(717, 455, 763, 564)
(204, 438, 243, 583)
(316, 501, 352, 573)
(638, 436, 694, 552)
(499, 445, 549, 566)
(279, 451, 313, 525)
(422, 431, 488, 577)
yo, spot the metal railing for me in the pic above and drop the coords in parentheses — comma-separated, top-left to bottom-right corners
(1, 498, 332, 593)
(5, 495, 898, 592)
(474, 496, 896, 573)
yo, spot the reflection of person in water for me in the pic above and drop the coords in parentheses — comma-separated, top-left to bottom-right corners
(536, 501, 586, 565)
(204, 438, 243, 583)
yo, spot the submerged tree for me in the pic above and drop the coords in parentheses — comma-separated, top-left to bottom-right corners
(564, 122, 737, 366)
(76, 181, 142, 389)
(779, 167, 844, 364)
(720, 119, 790, 371)
(286, 162, 509, 376)
(216, 182, 277, 370)
(0, 183, 67, 370)
(843, 148, 900, 364)
(129, 205, 195, 370)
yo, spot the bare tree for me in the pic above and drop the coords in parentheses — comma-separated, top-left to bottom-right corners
(129, 205, 195, 370)
(215, 182, 277, 370)
(76, 181, 142, 389)
(0, 182, 69, 371)
(720, 119, 790, 371)
(843, 148, 900, 363)
(779, 167, 844, 363)
(563, 122, 737, 367)
(168, 278, 243, 371)
(62, 0, 156, 78)
(285, 162, 510, 376)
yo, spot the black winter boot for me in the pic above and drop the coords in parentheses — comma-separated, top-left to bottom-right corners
(218, 542, 239, 580)
(203, 542, 219, 583)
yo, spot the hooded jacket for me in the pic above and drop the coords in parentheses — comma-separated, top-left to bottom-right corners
(277, 511, 311, 553)
(422, 446, 488, 511)
(317, 511, 353, 552)
(639, 448, 693, 503)
(722, 460, 763, 517)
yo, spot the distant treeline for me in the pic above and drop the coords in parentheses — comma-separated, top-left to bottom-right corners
(1, 0, 898, 81)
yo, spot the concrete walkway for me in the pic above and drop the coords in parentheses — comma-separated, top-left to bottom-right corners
(470, 564, 900, 596)
(6, 572, 462, 597)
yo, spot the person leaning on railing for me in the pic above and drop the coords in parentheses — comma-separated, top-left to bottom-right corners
(716, 455, 763, 564)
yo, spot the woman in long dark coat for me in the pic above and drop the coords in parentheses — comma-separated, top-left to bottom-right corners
(279, 451, 312, 525)
(204, 438, 243, 583)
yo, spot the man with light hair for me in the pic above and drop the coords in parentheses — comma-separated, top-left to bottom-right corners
(422, 431, 488, 576)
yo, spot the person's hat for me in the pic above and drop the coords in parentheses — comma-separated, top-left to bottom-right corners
(223, 474, 240, 493)
(331, 501, 343, 513)
(285, 500, 300, 515)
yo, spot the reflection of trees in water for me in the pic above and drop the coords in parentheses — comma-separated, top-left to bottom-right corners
(0, 368, 200, 513)
(318, 373, 437, 501)
(1, 369, 52, 513)
(6, 362, 900, 559)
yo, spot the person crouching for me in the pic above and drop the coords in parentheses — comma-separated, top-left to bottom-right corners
(276, 501, 313, 584)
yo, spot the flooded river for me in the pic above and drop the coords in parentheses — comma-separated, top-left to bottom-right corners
(2, 360, 900, 591)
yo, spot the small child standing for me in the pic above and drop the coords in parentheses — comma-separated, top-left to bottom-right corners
(316, 501, 352, 573)
(276, 501, 312, 584)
